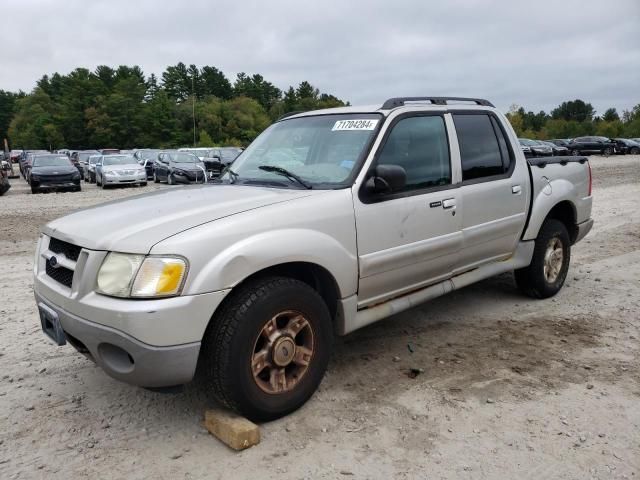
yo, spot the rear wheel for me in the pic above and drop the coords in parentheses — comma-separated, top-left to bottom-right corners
(515, 219, 571, 299)
(198, 276, 332, 422)
(571, 149, 580, 156)
(630, 147, 639, 155)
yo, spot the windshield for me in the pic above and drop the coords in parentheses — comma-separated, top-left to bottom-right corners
(219, 148, 242, 161)
(103, 155, 135, 166)
(139, 150, 160, 160)
(78, 151, 99, 161)
(519, 139, 537, 146)
(89, 156, 101, 165)
(32, 155, 72, 167)
(171, 153, 200, 163)
(220, 114, 381, 188)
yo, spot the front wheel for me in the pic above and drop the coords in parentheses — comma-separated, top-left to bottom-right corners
(630, 147, 639, 155)
(603, 147, 612, 156)
(167, 173, 174, 185)
(515, 219, 571, 299)
(198, 276, 332, 422)
(571, 149, 580, 156)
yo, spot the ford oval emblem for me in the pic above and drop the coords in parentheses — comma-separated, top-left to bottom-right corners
(49, 256, 59, 268)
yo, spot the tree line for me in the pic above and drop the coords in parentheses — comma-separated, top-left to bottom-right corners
(506, 99, 640, 140)
(1, 66, 639, 150)
(0, 63, 347, 150)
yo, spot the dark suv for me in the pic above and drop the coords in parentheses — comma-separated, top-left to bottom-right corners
(613, 139, 640, 155)
(567, 137, 616, 156)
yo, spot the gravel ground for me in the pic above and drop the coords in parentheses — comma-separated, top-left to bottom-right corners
(1, 156, 639, 479)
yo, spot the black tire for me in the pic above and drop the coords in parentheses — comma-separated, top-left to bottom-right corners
(603, 147, 612, 156)
(198, 276, 332, 422)
(167, 173, 174, 185)
(571, 149, 580, 156)
(153, 172, 159, 183)
(31, 186, 38, 194)
(514, 219, 571, 299)
(140, 182, 147, 187)
(630, 147, 639, 155)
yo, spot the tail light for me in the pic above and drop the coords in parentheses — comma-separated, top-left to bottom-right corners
(587, 161, 592, 196)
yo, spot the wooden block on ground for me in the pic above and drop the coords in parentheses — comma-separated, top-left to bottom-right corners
(204, 409, 260, 451)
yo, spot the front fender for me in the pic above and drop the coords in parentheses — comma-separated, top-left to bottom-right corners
(187, 228, 358, 297)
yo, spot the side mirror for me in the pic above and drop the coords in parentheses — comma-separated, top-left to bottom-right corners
(365, 164, 407, 194)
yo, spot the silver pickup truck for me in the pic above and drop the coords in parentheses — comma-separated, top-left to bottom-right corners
(34, 96, 593, 421)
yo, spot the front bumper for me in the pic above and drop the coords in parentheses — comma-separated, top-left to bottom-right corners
(103, 173, 147, 185)
(32, 179, 80, 190)
(36, 292, 200, 387)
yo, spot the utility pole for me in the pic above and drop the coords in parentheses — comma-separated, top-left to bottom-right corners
(192, 75, 196, 147)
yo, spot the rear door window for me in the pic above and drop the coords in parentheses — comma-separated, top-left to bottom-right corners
(453, 114, 508, 181)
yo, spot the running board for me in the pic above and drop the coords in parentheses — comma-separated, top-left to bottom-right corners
(342, 241, 534, 334)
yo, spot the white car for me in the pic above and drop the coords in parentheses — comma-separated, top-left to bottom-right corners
(95, 154, 147, 188)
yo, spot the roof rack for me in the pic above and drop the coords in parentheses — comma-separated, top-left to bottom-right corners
(381, 97, 495, 109)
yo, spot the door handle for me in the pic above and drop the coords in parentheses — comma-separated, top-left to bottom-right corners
(512, 185, 522, 195)
(442, 198, 456, 209)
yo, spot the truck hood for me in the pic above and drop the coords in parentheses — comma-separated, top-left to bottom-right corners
(42, 185, 319, 253)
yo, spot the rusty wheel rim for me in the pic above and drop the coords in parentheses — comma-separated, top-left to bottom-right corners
(251, 310, 314, 394)
(543, 237, 564, 283)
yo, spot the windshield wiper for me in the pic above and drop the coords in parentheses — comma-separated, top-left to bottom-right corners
(258, 165, 312, 189)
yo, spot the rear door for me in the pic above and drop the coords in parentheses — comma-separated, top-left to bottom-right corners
(353, 112, 463, 307)
(451, 112, 529, 273)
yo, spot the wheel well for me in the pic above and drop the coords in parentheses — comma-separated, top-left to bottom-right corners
(545, 201, 577, 243)
(231, 262, 340, 321)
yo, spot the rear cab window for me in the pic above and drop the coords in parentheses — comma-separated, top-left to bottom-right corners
(452, 113, 513, 182)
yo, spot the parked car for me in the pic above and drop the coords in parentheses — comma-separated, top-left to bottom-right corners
(567, 136, 616, 156)
(95, 154, 147, 189)
(34, 96, 593, 421)
(0, 161, 10, 196)
(612, 138, 640, 155)
(84, 155, 102, 183)
(19, 150, 49, 180)
(133, 149, 161, 179)
(9, 150, 23, 163)
(2, 157, 18, 178)
(519, 138, 553, 157)
(547, 139, 573, 149)
(29, 154, 81, 194)
(99, 148, 120, 155)
(539, 140, 569, 156)
(72, 150, 99, 176)
(153, 151, 206, 184)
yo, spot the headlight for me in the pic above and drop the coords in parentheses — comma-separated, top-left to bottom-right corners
(131, 257, 187, 297)
(30, 174, 40, 181)
(105, 171, 117, 177)
(72, 172, 81, 179)
(96, 253, 187, 298)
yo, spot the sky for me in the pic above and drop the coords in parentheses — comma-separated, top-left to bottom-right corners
(2, 0, 639, 115)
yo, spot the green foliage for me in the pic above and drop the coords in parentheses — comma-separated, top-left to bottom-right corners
(8, 88, 64, 149)
(507, 101, 640, 140)
(551, 99, 595, 122)
(4, 64, 348, 149)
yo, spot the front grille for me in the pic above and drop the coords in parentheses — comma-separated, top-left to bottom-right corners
(46, 261, 74, 288)
(48, 237, 81, 261)
(38, 174, 75, 183)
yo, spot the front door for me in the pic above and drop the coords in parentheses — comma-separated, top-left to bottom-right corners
(353, 113, 463, 308)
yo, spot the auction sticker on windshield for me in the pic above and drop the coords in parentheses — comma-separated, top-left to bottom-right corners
(332, 119, 379, 131)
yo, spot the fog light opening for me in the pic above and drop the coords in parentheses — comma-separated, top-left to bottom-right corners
(98, 343, 135, 374)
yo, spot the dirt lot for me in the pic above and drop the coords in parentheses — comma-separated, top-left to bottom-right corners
(1, 156, 639, 479)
